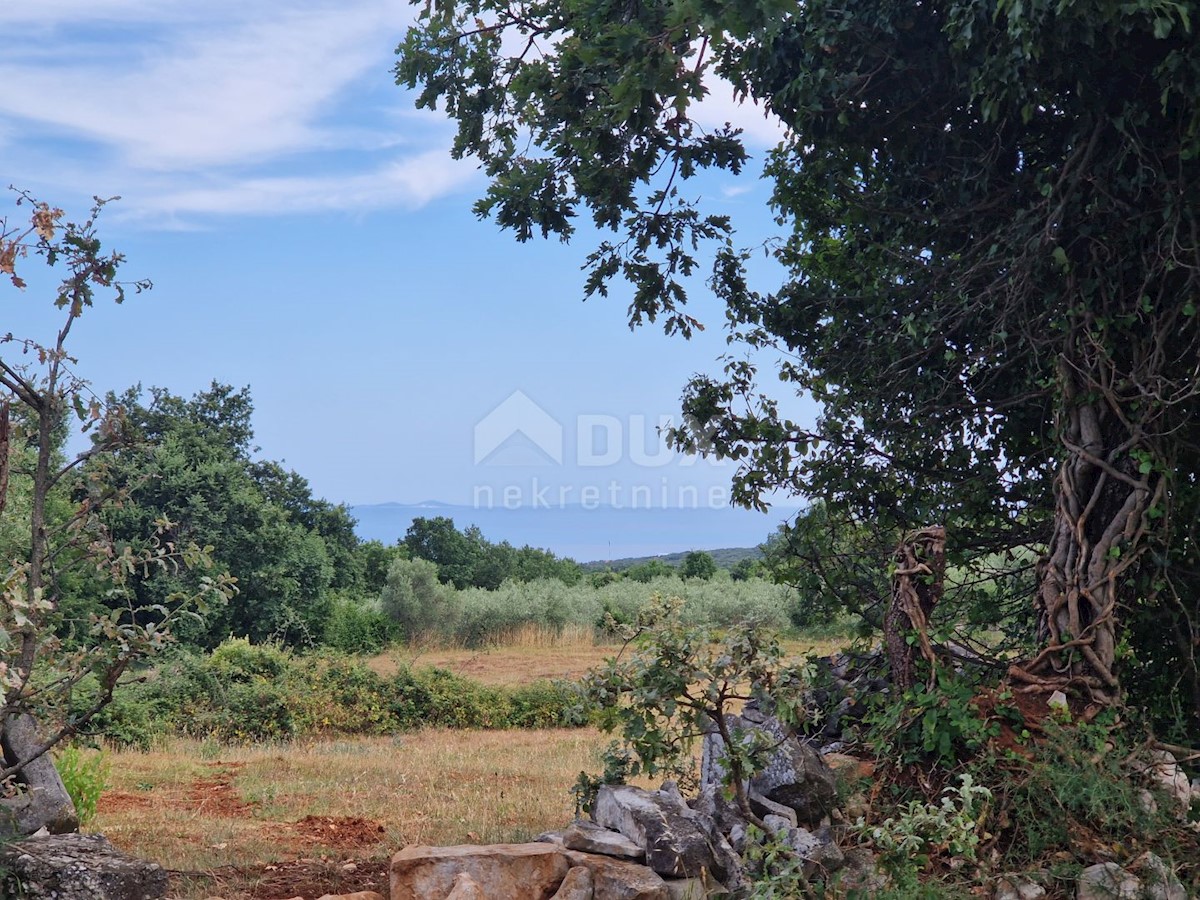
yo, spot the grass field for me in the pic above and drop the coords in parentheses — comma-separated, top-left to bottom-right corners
(92, 631, 850, 898)
(367, 626, 849, 686)
(96, 729, 612, 899)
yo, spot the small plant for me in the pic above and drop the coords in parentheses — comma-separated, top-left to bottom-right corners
(741, 824, 811, 898)
(54, 745, 109, 828)
(859, 774, 992, 875)
(578, 594, 811, 826)
(864, 674, 998, 767)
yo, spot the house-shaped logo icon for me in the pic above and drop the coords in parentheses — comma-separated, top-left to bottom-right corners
(473, 391, 564, 466)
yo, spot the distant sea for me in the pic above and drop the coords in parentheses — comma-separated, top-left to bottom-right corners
(348, 501, 802, 563)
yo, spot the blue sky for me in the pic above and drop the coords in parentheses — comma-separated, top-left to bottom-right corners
(2, 0, 817, 518)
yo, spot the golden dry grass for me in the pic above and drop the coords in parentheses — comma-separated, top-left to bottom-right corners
(94, 632, 850, 897)
(368, 632, 848, 686)
(96, 729, 615, 898)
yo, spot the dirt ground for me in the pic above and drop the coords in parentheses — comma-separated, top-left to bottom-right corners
(97, 760, 395, 899)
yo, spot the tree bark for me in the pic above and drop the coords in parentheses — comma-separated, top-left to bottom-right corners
(1012, 356, 1162, 705)
(885, 526, 946, 690)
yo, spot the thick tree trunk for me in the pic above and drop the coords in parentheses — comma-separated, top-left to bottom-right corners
(1012, 359, 1162, 705)
(885, 526, 946, 690)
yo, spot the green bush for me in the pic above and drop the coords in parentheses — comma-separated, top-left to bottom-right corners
(94, 642, 585, 744)
(54, 746, 108, 827)
(208, 637, 290, 682)
(508, 680, 587, 728)
(381, 557, 458, 639)
(322, 596, 397, 655)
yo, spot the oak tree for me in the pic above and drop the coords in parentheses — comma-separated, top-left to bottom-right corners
(398, 1, 1200, 733)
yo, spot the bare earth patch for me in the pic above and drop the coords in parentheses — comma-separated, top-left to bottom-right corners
(293, 815, 388, 850)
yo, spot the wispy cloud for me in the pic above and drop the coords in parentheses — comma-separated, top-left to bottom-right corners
(139, 150, 480, 219)
(0, 1, 471, 221)
(1, 2, 783, 224)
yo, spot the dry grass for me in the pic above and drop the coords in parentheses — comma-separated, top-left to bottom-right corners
(95, 729, 614, 898)
(368, 632, 849, 686)
(93, 631, 851, 897)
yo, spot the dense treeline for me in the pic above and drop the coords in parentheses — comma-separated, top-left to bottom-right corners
(3, 381, 790, 655)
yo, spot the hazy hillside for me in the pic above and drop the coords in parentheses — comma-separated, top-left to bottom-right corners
(579, 546, 763, 572)
(350, 502, 797, 562)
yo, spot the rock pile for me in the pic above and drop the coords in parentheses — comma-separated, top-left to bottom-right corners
(391, 707, 877, 899)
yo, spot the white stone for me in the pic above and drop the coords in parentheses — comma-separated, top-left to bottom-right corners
(1137, 851, 1186, 900)
(1047, 691, 1070, 716)
(1148, 751, 1192, 812)
(1076, 862, 1140, 900)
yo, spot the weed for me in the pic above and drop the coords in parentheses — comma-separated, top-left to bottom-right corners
(53, 745, 108, 827)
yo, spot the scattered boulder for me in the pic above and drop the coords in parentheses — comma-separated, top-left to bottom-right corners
(761, 816, 844, 878)
(391, 843, 570, 900)
(992, 876, 1046, 900)
(592, 784, 736, 882)
(1147, 751, 1192, 814)
(0, 713, 79, 837)
(663, 874, 730, 899)
(1076, 862, 1141, 900)
(701, 710, 836, 827)
(564, 819, 645, 859)
(549, 865, 594, 900)
(835, 847, 886, 895)
(563, 849, 670, 900)
(0, 832, 167, 900)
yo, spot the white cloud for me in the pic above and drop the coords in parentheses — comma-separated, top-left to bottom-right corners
(0, 2, 786, 224)
(137, 149, 479, 219)
(0, 0, 471, 220)
(693, 75, 789, 149)
(0, 2, 415, 170)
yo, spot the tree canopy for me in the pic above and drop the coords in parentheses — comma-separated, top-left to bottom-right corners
(403, 515, 582, 589)
(398, 0, 1200, 737)
(98, 383, 362, 647)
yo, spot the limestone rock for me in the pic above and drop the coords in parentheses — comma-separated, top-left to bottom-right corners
(550, 865, 595, 900)
(445, 872, 487, 899)
(993, 877, 1046, 900)
(564, 849, 670, 900)
(663, 873, 729, 899)
(760, 817, 844, 877)
(836, 847, 886, 895)
(701, 713, 836, 826)
(316, 893, 385, 900)
(0, 713, 79, 837)
(690, 783, 745, 838)
(1134, 852, 1186, 900)
(564, 819, 645, 859)
(0, 832, 167, 900)
(592, 784, 733, 881)
(1076, 862, 1141, 900)
(1148, 751, 1192, 813)
(391, 843, 570, 900)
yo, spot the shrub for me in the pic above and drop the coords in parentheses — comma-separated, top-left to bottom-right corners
(54, 746, 108, 827)
(381, 557, 457, 639)
(322, 595, 397, 655)
(92, 643, 586, 744)
(207, 637, 290, 683)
